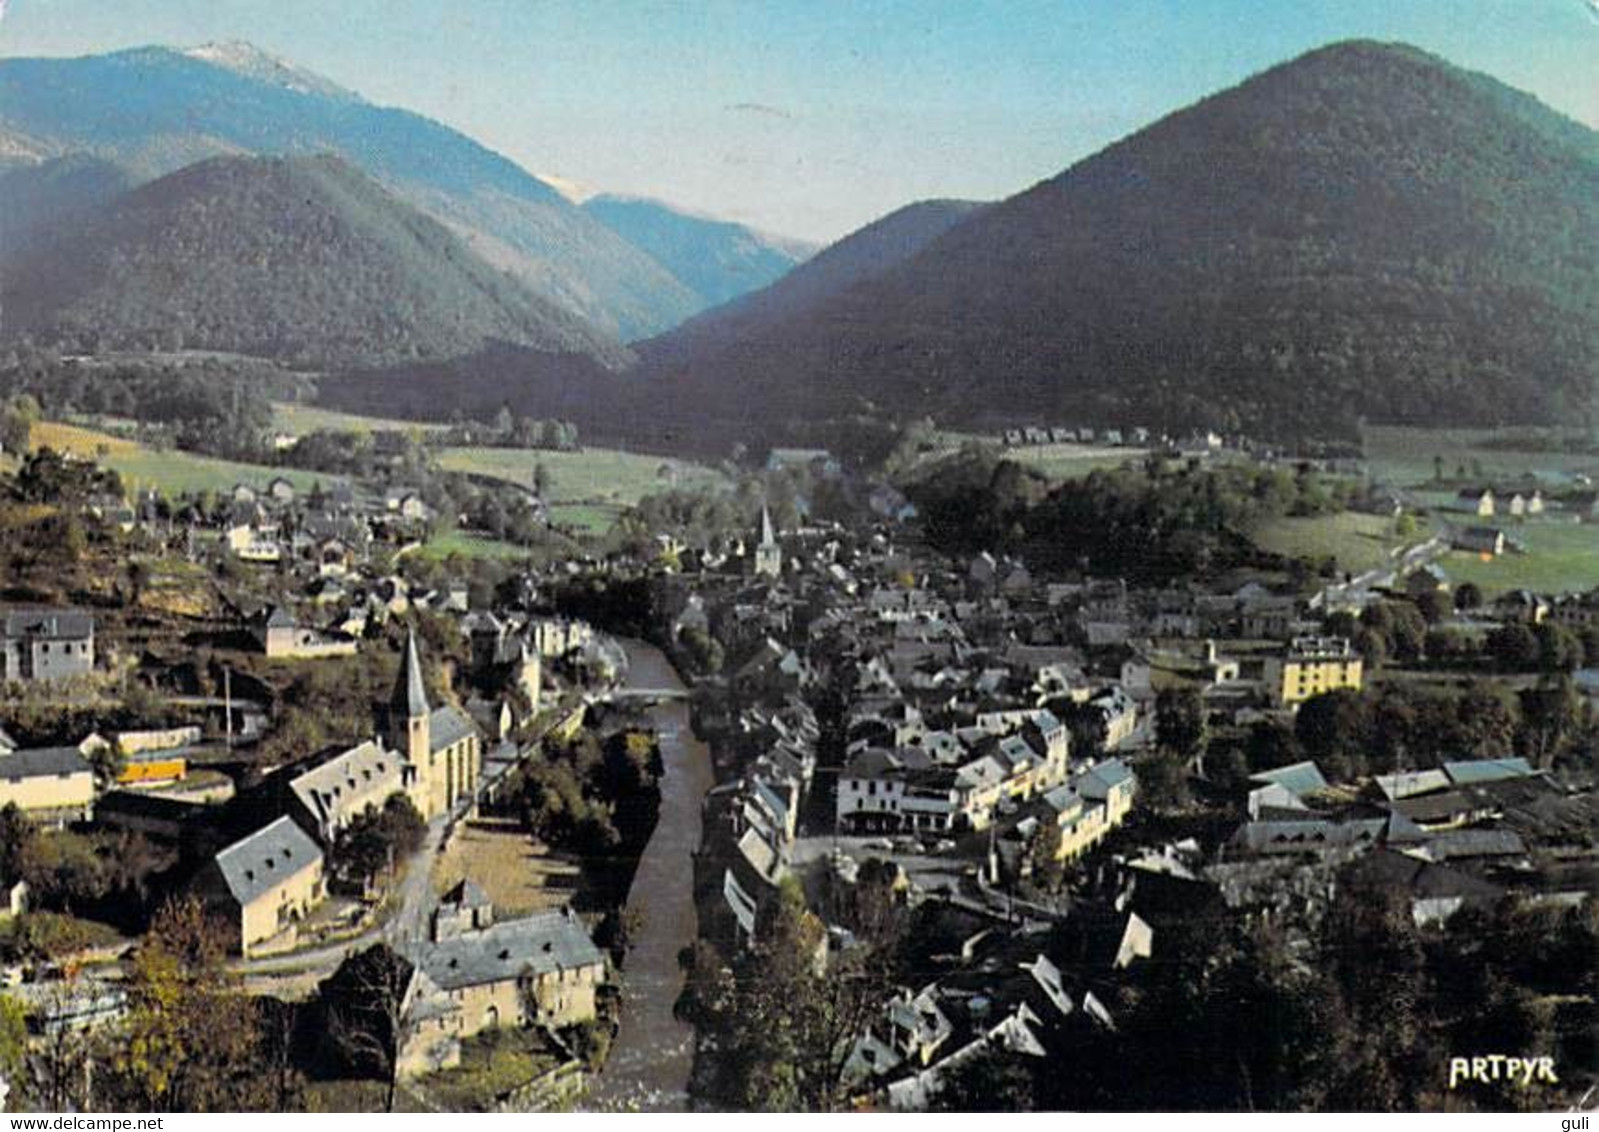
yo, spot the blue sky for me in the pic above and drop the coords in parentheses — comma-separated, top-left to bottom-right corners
(3, 1, 1594, 241)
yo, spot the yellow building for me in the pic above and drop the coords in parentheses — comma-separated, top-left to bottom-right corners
(116, 752, 188, 787)
(200, 816, 326, 957)
(384, 632, 482, 821)
(0, 746, 97, 826)
(1264, 636, 1363, 706)
(398, 887, 606, 1078)
(1042, 758, 1137, 862)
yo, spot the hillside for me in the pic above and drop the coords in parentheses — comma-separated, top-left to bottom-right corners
(0, 152, 133, 246)
(644, 198, 987, 356)
(0, 154, 632, 369)
(634, 41, 1598, 442)
(0, 44, 700, 339)
(314, 199, 987, 441)
(582, 193, 813, 314)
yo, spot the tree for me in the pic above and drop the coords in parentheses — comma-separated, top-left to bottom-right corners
(1155, 686, 1207, 758)
(705, 878, 888, 1111)
(1453, 582, 1484, 612)
(330, 793, 425, 892)
(0, 994, 28, 1106)
(320, 944, 415, 1112)
(1243, 720, 1302, 773)
(1139, 747, 1192, 810)
(0, 394, 38, 454)
(1487, 623, 1539, 671)
(1414, 589, 1449, 625)
(112, 896, 274, 1111)
(0, 805, 38, 885)
(1517, 677, 1581, 768)
(934, 1045, 1036, 1111)
(1532, 621, 1583, 673)
(1294, 689, 1370, 770)
(533, 461, 552, 499)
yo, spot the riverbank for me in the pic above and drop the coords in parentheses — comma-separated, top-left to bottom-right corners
(583, 639, 716, 1112)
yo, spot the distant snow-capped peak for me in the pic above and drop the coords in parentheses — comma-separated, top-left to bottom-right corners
(182, 41, 359, 101)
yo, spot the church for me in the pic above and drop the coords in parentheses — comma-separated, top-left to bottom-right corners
(381, 630, 482, 822)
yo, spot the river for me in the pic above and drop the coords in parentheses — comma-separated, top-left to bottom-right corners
(584, 638, 714, 1112)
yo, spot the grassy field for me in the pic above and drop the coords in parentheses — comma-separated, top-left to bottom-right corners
(436, 444, 728, 531)
(413, 530, 537, 562)
(1010, 442, 1146, 481)
(1363, 425, 1599, 488)
(32, 421, 345, 496)
(1439, 519, 1599, 596)
(431, 818, 582, 916)
(1250, 510, 1426, 573)
(270, 401, 446, 436)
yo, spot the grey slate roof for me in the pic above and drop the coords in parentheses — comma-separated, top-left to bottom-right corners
(0, 746, 92, 779)
(428, 704, 477, 753)
(1249, 760, 1328, 798)
(391, 631, 430, 718)
(214, 816, 322, 908)
(289, 740, 402, 831)
(1080, 758, 1135, 800)
(1443, 758, 1534, 786)
(409, 908, 603, 991)
(1, 608, 94, 640)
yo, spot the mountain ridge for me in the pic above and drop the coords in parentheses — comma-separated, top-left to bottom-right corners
(582, 193, 816, 317)
(0, 44, 702, 339)
(0, 152, 633, 369)
(631, 39, 1598, 442)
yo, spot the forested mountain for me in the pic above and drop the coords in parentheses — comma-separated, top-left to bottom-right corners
(316, 198, 990, 440)
(582, 194, 814, 313)
(0, 153, 133, 246)
(634, 41, 1598, 442)
(0, 154, 632, 369)
(643, 198, 987, 356)
(0, 44, 699, 339)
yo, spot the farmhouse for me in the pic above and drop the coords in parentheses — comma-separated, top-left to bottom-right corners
(1452, 527, 1506, 557)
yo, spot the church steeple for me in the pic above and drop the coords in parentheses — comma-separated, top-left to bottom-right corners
(754, 505, 782, 578)
(386, 629, 431, 769)
(392, 629, 430, 719)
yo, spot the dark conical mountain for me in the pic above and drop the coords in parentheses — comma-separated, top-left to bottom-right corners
(635, 41, 1598, 441)
(644, 197, 988, 358)
(0, 153, 631, 369)
(581, 194, 815, 312)
(0, 45, 699, 339)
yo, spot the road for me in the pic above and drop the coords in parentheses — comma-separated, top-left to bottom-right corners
(237, 777, 475, 978)
(584, 639, 714, 1112)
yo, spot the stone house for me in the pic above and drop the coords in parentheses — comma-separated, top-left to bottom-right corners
(196, 816, 325, 956)
(0, 609, 95, 684)
(398, 897, 605, 1078)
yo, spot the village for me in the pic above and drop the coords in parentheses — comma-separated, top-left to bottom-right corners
(0, 411, 1591, 1113)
